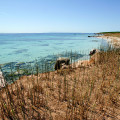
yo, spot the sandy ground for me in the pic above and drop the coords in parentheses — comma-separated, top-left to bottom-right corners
(97, 35, 120, 48)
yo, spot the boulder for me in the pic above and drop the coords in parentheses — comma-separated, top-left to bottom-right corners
(89, 49, 99, 56)
(61, 64, 69, 69)
(55, 58, 70, 70)
(89, 49, 100, 64)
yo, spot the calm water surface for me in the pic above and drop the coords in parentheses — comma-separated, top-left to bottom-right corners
(0, 33, 108, 83)
(0, 33, 106, 64)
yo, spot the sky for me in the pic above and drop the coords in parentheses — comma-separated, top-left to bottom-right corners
(0, 0, 120, 33)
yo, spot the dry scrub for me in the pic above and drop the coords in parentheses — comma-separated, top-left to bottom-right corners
(0, 49, 120, 120)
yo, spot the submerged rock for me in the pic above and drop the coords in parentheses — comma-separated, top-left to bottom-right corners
(16, 62, 26, 66)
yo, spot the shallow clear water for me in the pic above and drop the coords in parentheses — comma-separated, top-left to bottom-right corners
(0, 33, 108, 83)
(0, 33, 106, 64)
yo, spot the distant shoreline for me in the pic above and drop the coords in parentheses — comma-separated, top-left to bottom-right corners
(86, 32, 120, 48)
(96, 35, 120, 48)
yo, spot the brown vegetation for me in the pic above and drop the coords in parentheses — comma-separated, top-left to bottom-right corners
(99, 32, 120, 37)
(104, 33, 120, 38)
(0, 49, 120, 120)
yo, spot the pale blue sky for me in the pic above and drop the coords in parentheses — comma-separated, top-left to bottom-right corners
(0, 0, 120, 33)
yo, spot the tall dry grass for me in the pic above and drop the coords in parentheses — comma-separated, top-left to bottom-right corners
(0, 48, 120, 120)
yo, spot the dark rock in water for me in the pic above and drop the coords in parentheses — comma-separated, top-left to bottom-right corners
(88, 36, 99, 37)
(55, 58, 70, 70)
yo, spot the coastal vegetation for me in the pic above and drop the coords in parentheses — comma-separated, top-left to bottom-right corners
(1, 0, 120, 119)
(0, 41, 120, 119)
(99, 32, 120, 37)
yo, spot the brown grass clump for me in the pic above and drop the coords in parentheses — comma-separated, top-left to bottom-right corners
(0, 49, 120, 120)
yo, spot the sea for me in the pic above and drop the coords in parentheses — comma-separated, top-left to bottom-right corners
(0, 33, 107, 64)
(0, 33, 108, 82)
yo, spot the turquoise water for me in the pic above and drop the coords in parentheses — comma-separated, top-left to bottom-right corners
(0, 33, 108, 83)
(0, 33, 106, 64)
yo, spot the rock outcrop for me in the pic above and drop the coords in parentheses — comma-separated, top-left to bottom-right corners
(89, 49, 100, 64)
(71, 49, 101, 68)
(89, 49, 99, 56)
(75, 60, 90, 68)
(55, 58, 70, 70)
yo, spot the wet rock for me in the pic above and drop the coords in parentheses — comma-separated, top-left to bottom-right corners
(55, 58, 70, 70)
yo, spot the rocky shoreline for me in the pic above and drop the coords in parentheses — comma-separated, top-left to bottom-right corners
(0, 48, 101, 88)
(97, 35, 120, 48)
(1, 34, 117, 88)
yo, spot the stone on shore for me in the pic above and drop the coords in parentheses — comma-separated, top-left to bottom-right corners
(75, 60, 90, 68)
(89, 49, 100, 64)
(0, 71, 6, 88)
(75, 49, 101, 68)
(55, 58, 70, 70)
(89, 49, 100, 56)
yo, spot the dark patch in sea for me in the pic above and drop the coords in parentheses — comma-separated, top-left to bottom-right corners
(41, 44, 49, 46)
(0, 41, 13, 45)
(92, 40, 99, 42)
(14, 49, 28, 54)
(69, 42, 74, 44)
(55, 43, 63, 45)
(24, 54, 30, 57)
(11, 47, 17, 49)
(35, 44, 49, 46)
(8, 53, 12, 55)
(53, 47, 60, 50)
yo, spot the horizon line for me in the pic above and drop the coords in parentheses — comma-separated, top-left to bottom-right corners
(1, 31, 119, 34)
